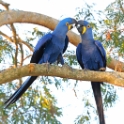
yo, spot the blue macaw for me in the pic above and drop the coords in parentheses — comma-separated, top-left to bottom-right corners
(76, 20, 106, 124)
(4, 18, 77, 108)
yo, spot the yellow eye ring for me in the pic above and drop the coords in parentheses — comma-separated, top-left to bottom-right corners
(66, 22, 69, 26)
(87, 25, 90, 28)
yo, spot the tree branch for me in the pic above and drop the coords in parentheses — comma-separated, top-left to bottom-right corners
(23, 54, 32, 61)
(0, 10, 79, 45)
(119, 0, 124, 14)
(19, 43, 24, 66)
(0, 64, 124, 87)
(0, 31, 33, 52)
(0, 31, 13, 41)
(0, 0, 10, 10)
(0, 10, 124, 71)
(18, 36, 33, 52)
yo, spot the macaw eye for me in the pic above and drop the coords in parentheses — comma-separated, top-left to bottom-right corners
(87, 25, 90, 28)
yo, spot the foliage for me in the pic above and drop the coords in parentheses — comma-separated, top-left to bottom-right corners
(0, 82, 62, 124)
(0, 36, 14, 63)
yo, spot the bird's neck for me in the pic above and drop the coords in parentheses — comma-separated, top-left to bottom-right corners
(80, 33, 94, 46)
(53, 29, 67, 40)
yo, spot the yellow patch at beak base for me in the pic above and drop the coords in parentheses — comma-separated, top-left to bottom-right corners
(68, 24, 73, 30)
(66, 22, 73, 30)
(82, 26, 87, 34)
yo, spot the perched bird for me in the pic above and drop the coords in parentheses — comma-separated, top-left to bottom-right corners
(4, 18, 77, 108)
(76, 20, 106, 124)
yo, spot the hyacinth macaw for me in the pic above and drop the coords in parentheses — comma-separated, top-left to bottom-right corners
(76, 20, 106, 124)
(4, 18, 77, 108)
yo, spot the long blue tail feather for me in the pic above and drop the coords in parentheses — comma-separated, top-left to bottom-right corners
(91, 82, 105, 124)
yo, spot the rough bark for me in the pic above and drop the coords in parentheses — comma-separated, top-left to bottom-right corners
(0, 64, 124, 87)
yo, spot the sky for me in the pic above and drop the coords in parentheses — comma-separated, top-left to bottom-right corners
(2, 0, 124, 124)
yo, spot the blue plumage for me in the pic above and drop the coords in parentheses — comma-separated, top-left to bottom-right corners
(76, 20, 106, 124)
(4, 18, 77, 108)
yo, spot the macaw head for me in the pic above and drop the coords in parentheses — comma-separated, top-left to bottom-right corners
(76, 20, 92, 35)
(54, 18, 77, 35)
(59, 17, 77, 30)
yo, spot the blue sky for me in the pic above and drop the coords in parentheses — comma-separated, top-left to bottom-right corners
(2, 0, 124, 124)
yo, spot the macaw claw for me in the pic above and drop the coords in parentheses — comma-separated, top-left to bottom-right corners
(99, 67, 106, 71)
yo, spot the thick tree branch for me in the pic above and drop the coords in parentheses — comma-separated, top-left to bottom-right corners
(0, 10, 124, 71)
(0, 64, 124, 87)
(0, 10, 79, 45)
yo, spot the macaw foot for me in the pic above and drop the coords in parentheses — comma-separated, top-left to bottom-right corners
(83, 68, 89, 75)
(42, 62, 50, 73)
(99, 67, 106, 71)
(83, 68, 89, 71)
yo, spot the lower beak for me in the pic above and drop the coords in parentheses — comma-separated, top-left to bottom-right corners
(68, 24, 74, 30)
